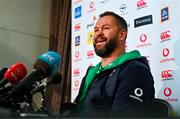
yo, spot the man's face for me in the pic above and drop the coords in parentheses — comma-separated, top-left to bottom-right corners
(93, 16, 120, 58)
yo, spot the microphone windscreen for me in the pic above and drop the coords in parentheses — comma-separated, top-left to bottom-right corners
(33, 51, 61, 77)
(4, 63, 27, 84)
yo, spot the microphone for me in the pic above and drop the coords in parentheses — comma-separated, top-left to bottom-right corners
(0, 85, 12, 95)
(0, 67, 8, 81)
(31, 72, 62, 94)
(0, 63, 28, 88)
(11, 51, 61, 95)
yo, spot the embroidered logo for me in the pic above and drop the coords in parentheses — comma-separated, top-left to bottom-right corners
(129, 88, 143, 102)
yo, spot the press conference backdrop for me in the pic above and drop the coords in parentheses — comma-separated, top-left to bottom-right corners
(71, 0, 180, 116)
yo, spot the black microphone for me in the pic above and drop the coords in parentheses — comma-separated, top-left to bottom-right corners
(10, 51, 61, 96)
(0, 67, 8, 81)
(0, 85, 12, 95)
(31, 72, 62, 94)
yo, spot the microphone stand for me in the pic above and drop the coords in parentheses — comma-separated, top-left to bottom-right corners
(39, 89, 46, 111)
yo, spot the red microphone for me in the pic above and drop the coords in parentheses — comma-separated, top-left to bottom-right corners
(0, 63, 28, 87)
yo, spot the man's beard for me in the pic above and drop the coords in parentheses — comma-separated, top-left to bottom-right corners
(93, 37, 117, 58)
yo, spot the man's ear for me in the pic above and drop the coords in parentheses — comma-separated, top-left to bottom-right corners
(119, 29, 127, 41)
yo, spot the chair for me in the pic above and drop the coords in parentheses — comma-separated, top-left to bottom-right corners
(151, 98, 174, 117)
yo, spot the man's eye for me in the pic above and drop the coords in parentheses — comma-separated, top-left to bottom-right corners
(104, 27, 109, 29)
(94, 29, 98, 32)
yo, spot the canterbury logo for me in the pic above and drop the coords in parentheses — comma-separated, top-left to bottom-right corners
(137, 0, 147, 7)
(161, 70, 172, 79)
(161, 30, 171, 41)
(73, 69, 80, 75)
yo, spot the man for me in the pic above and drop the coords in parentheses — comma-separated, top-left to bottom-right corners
(74, 11, 155, 117)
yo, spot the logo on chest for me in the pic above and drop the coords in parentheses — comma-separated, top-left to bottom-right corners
(129, 88, 144, 102)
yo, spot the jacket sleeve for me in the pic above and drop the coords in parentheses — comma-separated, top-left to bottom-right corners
(110, 62, 155, 117)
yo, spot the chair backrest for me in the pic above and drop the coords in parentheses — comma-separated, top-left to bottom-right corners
(151, 98, 174, 117)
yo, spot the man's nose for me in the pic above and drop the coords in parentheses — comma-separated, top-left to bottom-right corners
(96, 29, 104, 36)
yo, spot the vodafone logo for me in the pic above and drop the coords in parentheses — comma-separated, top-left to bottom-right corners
(161, 70, 172, 79)
(75, 51, 80, 58)
(164, 87, 172, 97)
(87, 1, 95, 13)
(160, 30, 171, 42)
(137, 0, 147, 8)
(160, 48, 175, 63)
(74, 80, 79, 87)
(136, 34, 151, 48)
(129, 88, 143, 102)
(134, 88, 143, 97)
(162, 48, 170, 57)
(89, 1, 94, 9)
(140, 34, 147, 42)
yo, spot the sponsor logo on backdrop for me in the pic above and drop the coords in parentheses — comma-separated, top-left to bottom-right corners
(119, 4, 128, 16)
(160, 48, 175, 63)
(164, 87, 178, 102)
(74, 23, 81, 32)
(87, 23, 95, 29)
(137, 0, 147, 10)
(160, 30, 171, 42)
(73, 0, 82, 4)
(87, 31, 94, 45)
(161, 70, 173, 81)
(87, 50, 95, 58)
(134, 15, 153, 28)
(86, 15, 96, 29)
(75, 35, 80, 46)
(136, 34, 152, 48)
(93, 15, 96, 21)
(100, 0, 110, 4)
(163, 48, 170, 57)
(74, 6, 82, 19)
(161, 7, 169, 22)
(73, 68, 80, 77)
(140, 34, 147, 42)
(164, 87, 172, 97)
(75, 51, 80, 58)
(73, 51, 81, 62)
(87, 1, 96, 13)
(74, 80, 79, 87)
(73, 79, 80, 91)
